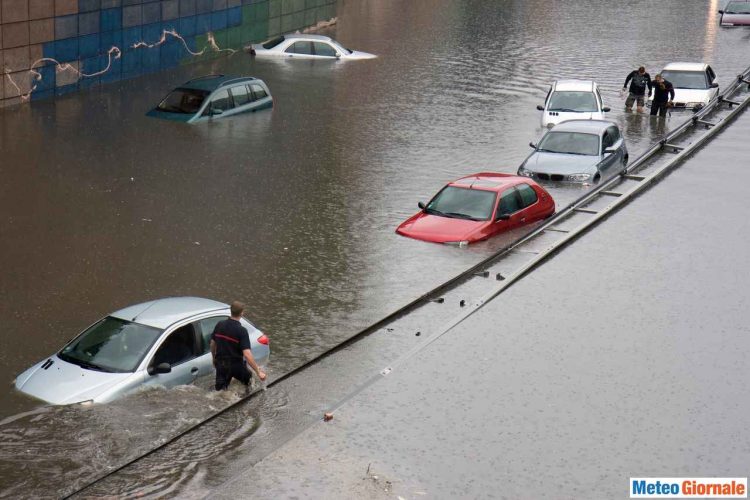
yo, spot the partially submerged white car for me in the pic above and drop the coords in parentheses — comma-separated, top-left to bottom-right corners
(247, 34, 376, 60)
(14, 297, 270, 405)
(536, 80, 610, 128)
(649, 62, 719, 111)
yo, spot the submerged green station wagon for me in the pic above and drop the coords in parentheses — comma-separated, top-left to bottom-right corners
(147, 75, 273, 123)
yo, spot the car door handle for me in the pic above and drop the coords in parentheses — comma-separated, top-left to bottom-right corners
(190, 367, 199, 374)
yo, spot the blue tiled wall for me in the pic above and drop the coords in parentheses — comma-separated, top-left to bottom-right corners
(0, 0, 336, 105)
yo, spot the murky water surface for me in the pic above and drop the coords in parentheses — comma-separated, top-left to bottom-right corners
(1, 0, 748, 496)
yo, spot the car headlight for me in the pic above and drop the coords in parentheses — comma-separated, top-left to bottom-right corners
(444, 240, 469, 247)
(517, 167, 533, 177)
(568, 173, 592, 181)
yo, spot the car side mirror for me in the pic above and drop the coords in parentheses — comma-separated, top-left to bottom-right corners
(495, 213, 511, 221)
(418, 201, 426, 210)
(602, 106, 611, 112)
(335, 53, 341, 58)
(536, 105, 544, 111)
(718, 9, 724, 13)
(711, 82, 719, 88)
(211, 108, 224, 116)
(529, 142, 537, 149)
(604, 147, 617, 154)
(148, 362, 172, 375)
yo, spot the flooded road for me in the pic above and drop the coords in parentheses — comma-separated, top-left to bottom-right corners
(1, 0, 749, 496)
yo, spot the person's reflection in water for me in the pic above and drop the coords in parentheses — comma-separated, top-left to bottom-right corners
(650, 112, 669, 137)
(623, 110, 646, 139)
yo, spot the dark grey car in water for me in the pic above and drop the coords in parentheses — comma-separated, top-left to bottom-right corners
(517, 120, 628, 184)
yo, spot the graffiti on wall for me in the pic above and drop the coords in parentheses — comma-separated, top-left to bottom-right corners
(3, 30, 236, 102)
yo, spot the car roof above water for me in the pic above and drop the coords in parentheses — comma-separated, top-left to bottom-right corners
(553, 79, 597, 92)
(449, 172, 528, 192)
(180, 74, 260, 92)
(662, 62, 709, 72)
(551, 119, 615, 134)
(283, 33, 334, 42)
(110, 297, 229, 329)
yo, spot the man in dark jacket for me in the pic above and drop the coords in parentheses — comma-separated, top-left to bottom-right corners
(623, 66, 653, 113)
(210, 301, 267, 391)
(650, 74, 675, 117)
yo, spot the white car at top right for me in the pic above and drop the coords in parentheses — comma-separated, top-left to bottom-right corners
(649, 62, 719, 112)
(719, 0, 750, 26)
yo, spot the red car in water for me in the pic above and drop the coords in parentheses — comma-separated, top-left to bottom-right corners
(396, 173, 555, 245)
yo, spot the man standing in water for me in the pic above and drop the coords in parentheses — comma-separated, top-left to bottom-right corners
(623, 66, 653, 113)
(210, 301, 267, 391)
(650, 74, 675, 117)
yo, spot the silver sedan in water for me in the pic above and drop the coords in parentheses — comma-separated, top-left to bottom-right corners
(517, 120, 628, 183)
(247, 34, 376, 60)
(14, 297, 270, 405)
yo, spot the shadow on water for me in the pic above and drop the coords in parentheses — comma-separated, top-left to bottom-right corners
(1, 0, 749, 496)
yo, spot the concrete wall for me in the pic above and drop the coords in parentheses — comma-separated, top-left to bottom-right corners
(0, 0, 336, 107)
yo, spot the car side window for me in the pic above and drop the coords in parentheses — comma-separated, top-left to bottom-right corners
(231, 85, 251, 106)
(152, 323, 200, 367)
(250, 83, 268, 101)
(497, 188, 522, 216)
(198, 316, 226, 353)
(602, 132, 614, 151)
(313, 42, 337, 57)
(607, 126, 620, 143)
(285, 41, 313, 55)
(707, 66, 716, 82)
(544, 86, 552, 105)
(517, 184, 538, 208)
(208, 89, 232, 113)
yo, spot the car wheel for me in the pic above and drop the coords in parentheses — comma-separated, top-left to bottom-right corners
(593, 173, 601, 184)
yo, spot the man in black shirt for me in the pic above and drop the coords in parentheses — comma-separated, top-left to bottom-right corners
(210, 301, 267, 391)
(623, 66, 653, 113)
(650, 74, 675, 117)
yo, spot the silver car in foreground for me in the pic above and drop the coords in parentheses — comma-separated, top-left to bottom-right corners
(246, 34, 376, 60)
(518, 120, 628, 183)
(14, 297, 270, 405)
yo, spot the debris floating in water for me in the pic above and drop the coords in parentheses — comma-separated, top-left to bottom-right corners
(323, 412, 334, 421)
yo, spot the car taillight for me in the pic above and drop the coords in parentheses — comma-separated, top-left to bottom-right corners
(257, 334, 269, 345)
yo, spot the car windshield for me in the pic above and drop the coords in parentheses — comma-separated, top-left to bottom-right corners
(59, 317, 162, 373)
(538, 131, 600, 156)
(426, 186, 497, 221)
(660, 70, 709, 89)
(157, 88, 210, 114)
(548, 91, 598, 112)
(725, 2, 750, 13)
(262, 36, 285, 49)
